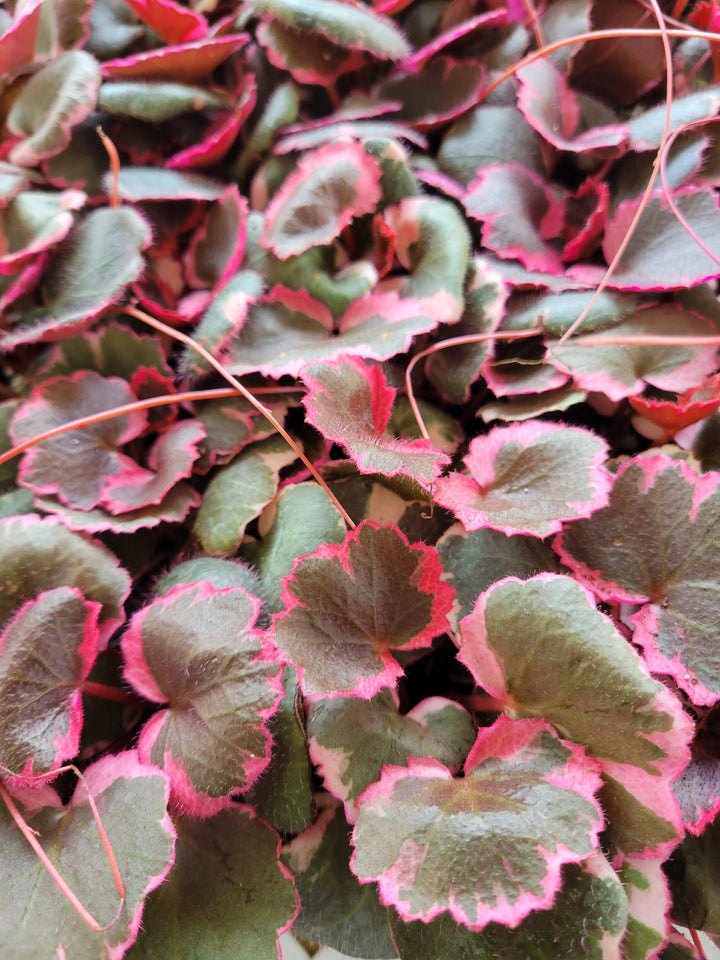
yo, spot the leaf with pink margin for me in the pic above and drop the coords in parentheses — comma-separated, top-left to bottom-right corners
(434, 421, 610, 537)
(100, 34, 248, 81)
(271, 521, 454, 698)
(557, 455, 720, 706)
(599, 763, 683, 861)
(245, 0, 411, 59)
(10, 371, 147, 511)
(402, 9, 506, 71)
(351, 716, 604, 930)
(459, 574, 692, 780)
(629, 374, 720, 443)
(110, 166, 225, 202)
(166, 110, 243, 169)
(101, 420, 205, 514)
(224, 288, 440, 378)
(548, 305, 720, 401)
(0, 0, 43, 79)
(382, 196, 470, 323)
(275, 117, 428, 153)
(517, 58, 628, 156)
(560, 178, 608, 262)
(183, 186, 247, 289)
(387, 854, 628, 960)
(257, 16, 366, 85)
(0, 206, 152, 349)
(129, 805, 298, 960)
(121, 583, 283, 816)
(302, 356, 449, 484)
(7, 50, 101, 166)
(0, 515, 130, 647)
(672, 735, 720, 836)
(0, 587, 99, 776)
(36, 483, 200, 534)
(617, 858, 670, 960)
(601, 191, 720, 290)
(261, 140, 382, 260)
(307, 688, 475, 805)
(0, 751, 175, 960)
(122, 0, 207, 43)
(372, 58, 487, 131)
(0, 189, 86, 273)
(464, 164, 565, 274)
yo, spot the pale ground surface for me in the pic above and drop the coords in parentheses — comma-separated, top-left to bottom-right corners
(278, 929, 720, 959)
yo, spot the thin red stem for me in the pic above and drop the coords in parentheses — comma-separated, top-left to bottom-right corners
(96, 127, 120, 209)
(80, 681, 141, 704)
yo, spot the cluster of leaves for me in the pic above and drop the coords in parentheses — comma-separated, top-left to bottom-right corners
(3, 0, 720, 957)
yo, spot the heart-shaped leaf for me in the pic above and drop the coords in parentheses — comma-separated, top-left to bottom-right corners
(122, 583, 283, 815)
(434, 421, 610, 537)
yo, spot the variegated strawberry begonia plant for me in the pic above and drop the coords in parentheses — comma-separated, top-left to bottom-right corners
(3, 0, 720, 957)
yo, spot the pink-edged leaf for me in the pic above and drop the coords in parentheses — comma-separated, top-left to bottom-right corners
(0, 188, 86, 273)
(122, 583, 283, 816)
(307, 688, 475, 805)
(275, 117, 428, 154)
(424, 256, 507, 404)
(403, 9, 506, 70)
(302, 356, 449, 484)
(130, 806, 299, 960)
(183, 185, 247, 289)
(282, 793, 397, 958)
(0, 206, 151, 349)
(271, 521, 454, 698)
(261, 140, 382, 259)
(36, 483, 200, 534)
(7, 50, 101, 166)
(0, 751, 175, 959)
(627, 86, 720, 150)
(180, 270, 264, 379)
(601, 191, 720, 290)
(101, 420, 205, 514)
(382, 196, 470, 323)
(166, 109, 243, 169)
(483, 335, 570, 399)
(245, 0, 411, 58)
(0, 0, 43, 79)
(100, 34, 248, 81)
(97, 79, 228, 121)
(559, 177, 608, 262)
(0, 587, 99, 776)
(0, 515, 130, 646)
(516, 58, 628, 156)
(617, 858, 669, 960)
(225, 288, 440, 378)
(111, 166, 225, 201)
(351, 716, 603, 930)
(629, 374, 720, 443)
(459, 574, 692, 780)
(548, 305, 720, 401)
(387, 854, 629, 960)
(599, 762, 683, 861)
(557, 455, 720, 706)
(257, 16, 366, 85)
(434, 421, 610, 537)
(194, 434, 297, 556)
(673, 736, 720, 835)
(465, 164, 565, 274)
(122, 0, 207, 44)
(372, 58, 486, 131)
(10, 371, 147, 511)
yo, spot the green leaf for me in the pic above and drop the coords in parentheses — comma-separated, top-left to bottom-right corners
(388, 855, 628, 960)
(282, 793, 397, 958)
(351, 717, 603, 929)
(97, 80, 228, 120)
(245, 0, 411, 59)
(0, 752, 174, 959)
(195, 435, 298, 555)
(8, 50, 101, 165)
(307, 688, 475, 804)
(1, 206, 151, 348)
(131, 807, 298, 960)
